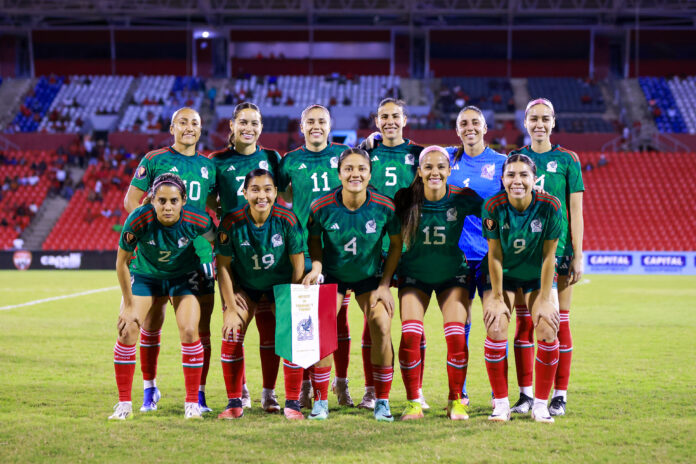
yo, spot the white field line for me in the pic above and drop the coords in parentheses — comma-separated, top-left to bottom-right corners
(577, 278, 591, 286)
(0, 286, 119, 311)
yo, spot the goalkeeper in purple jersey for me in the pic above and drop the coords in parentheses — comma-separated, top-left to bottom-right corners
(110, 173, 215, 421)
(303, 148, 402, 422)
(209, 101, 283, 411)
(507, 98, 584, 417)
(446, 105, 506, 403)
(122, 107, 218, 414)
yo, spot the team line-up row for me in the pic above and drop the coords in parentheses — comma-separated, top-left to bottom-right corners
(109, 97, 584, 424)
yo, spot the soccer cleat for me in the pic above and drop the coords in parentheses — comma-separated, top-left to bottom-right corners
(299, 380, 313, 410)
(284, 400, 304, 420)
(140, 387, 161, 412)
(488, 398, 511, 422)
(400, 400, 424, 421)
(549, 396, 567, 417)
(532, 403, 555, 423)
(510, 393, 534, 414)
(357, 388, 376, 410)
(261, 389, 281, 413)
(332, 378, 355, 407)
(417, 393, 430, 411)
(198, 391, 212, 413)
(308, 399, 329, 420)
(447, 400, 469, 420)
(374, 399, 394, 422)
(184, 402, 203, 420)
(460, 393, 470, 406)
(109, 402, 133, 420)
(217, 398, 244, 420)
(241, 383, 252, 409)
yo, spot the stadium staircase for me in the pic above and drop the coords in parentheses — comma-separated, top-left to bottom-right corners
(0, 78, 33, 130)
(21, 166, 84, 250)
(510, 78, 530, 112)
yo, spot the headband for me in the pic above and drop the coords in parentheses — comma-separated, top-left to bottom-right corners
(419, 145, 450, 165)
(525, 98, 555, 117)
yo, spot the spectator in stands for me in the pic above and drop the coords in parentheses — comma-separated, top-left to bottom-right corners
(207, 86, 217, 110)
(597, 153, 608, 167)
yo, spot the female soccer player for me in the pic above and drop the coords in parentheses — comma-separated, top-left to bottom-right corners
(507, 98, 584, 416)
(481, 154, 563, 423)
(358, 98, 422, 409)
(214, 169, 306, 421)
(110, 173, 215, 420)
(394, 146, 482, 421)
(302, 148, 402, 422)
(209, 102, 284, 412)
(446, 106, 506, 403)
(277, 104, 352, 408)
(123, 107, 218, 413)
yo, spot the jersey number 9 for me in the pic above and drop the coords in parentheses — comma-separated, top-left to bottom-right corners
(513, 239, 526, 254)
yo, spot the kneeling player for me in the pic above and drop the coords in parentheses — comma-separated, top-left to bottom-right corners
(110, 173, 215, 420)
(481, 154, 563, 423)
(302, 148, 402, 422)
(215, 169, 305, 420)
(394, 146, 483, 421)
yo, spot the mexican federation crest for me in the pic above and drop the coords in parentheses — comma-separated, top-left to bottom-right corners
(297, 315, 314, 341)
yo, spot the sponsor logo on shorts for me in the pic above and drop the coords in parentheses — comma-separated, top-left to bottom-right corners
(588, 254, 632, 266)
(13, 250, 32, 270)
(641, 255, 686, 268)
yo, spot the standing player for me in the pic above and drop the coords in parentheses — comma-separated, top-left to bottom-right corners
(481, 154, 562, 423)
(393, 146, 482, 421)
(214, 169, 306, 420)
(277, 104, 352, 407)
(302, 148, 402, 422)
(123, 107, 217, 413)
(209, 102, 283, 412)
(446, 106, 506, 403)
(358, 98, 422, 409)
(110, 173, 215, 420)
(508, 98, 584, 416)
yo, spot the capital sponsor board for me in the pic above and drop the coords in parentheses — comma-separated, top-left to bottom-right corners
(0, 251, 117, 270)
(585, 251, 696, 275)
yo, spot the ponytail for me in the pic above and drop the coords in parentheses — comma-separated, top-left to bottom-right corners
(394, 176, 425, 250)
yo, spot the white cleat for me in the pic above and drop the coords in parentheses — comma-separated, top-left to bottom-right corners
(357, 388, 376, 410)
(532, 403, 555, 423)
(416, 390, 430, 411)
(261, 389, 281, 413)
(241, 383, 252, 409)
(108, 401, 133, 420)
(488, 398, 511, 422)
(184, 402, 203, 419)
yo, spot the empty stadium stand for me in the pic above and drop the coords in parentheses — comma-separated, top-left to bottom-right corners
(527, 77, 605, 113)
(639, 77, 687, 134)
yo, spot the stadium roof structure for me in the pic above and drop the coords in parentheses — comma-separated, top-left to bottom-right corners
(0, 0, 695, 29)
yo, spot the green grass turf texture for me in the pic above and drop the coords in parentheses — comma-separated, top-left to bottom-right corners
(0, 271, 694, 463)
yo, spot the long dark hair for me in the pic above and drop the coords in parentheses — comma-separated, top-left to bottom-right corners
(453, 105, 486, 164)
(228, 102, 262, 146)
(394, 175, 424, 250)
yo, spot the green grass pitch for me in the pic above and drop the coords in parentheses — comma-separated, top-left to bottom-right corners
(1, 271, 694, 463)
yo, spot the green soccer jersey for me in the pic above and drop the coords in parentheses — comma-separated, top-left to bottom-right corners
(308, 187, 400, 283)
(216, 204, 304, 291)
(366, 139, 421, 199)
(509, 144, 584, 256)
(278, 143, 349, 233)
(119, 204, 215, 279)
(131, 146, 216, 211)
(481, 190, 563, 282)
(209, 145, 281, 216)
(399, 185, 483, 285)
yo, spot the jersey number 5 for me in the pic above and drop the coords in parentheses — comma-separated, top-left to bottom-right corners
(385, 167, 397, 187)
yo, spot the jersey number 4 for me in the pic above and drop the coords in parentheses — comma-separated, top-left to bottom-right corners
(344, 237, 357, 255)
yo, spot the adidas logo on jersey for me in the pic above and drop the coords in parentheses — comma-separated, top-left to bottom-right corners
(501, 223, 510, 230)
(329, 223, 340, 230)
(170, 167, 179, 172)
(371, 156, 379, 162)
(241, 240, 251, 246)
(226, 165, 236, 171)
(147, 240, 156, 246)
(298, 163, 307, 170)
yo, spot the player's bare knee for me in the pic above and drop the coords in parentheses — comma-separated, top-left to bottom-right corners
(535, 320, 556, 342)
(487, 323, 508, 341)
(179, 325, 198, 343)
